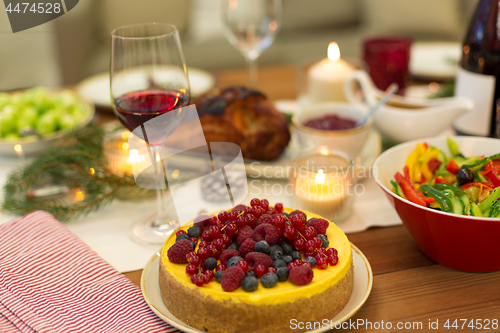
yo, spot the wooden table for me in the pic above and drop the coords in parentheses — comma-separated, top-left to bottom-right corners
(123, 65, 500, 332)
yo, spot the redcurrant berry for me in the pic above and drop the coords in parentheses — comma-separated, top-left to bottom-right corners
(221, 234, 232, 246)
(189, 237, 198, 246)
(254, 264, 267, 277)
(326, 248, 338, 256)
(268, 267, 277, 274)
(293, 237, 306, 250)
(212, 238, 224, 251)
(224, 223, 238, 236)
(283, 225, 297, 239)
(313, 237, 322, 248)
(267, 207, 276, 215)
(287, 263, 296, 271)
(176, 230, 187, 237)
(186, 264, 198, 276)
(218, 211, 228, 223)
(210, 226, 221, 239)
(216, 264, 226, 271)
(273, 215, 286, 229)
(260, 199, 269, 211)
(305, 239, 316, 252)
(206, 244, 217, 257)
(187, 253, 201, 266)
(291, 214, 305, 228)
(327, 255, 338, 266)
(236, 260, 249, 273)
(274, 203, 284, 213)
(304, 227, 316, 240)
(293, 259, 303, 266)
(235, 216, 246, 227)
(316, 257, 328, 269)
(204, 270, 215, 281)
(250, 198, 261, 207)
(228, 210, 239, 222)
(251, 206, 264, 218)
(198, 240, 209, 248)
(195, 275, 205, 286)
(245, 214, 256, 228)
(197, 247, 209, 259)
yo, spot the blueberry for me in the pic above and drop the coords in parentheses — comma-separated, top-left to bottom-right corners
(291, 251, 302, 261)
(227, 256, 244, 267)
(255, 240, 270, 254)
(176, 234, 190, 242)
(281, 241, 294, 255)
(227, 242, 240, 251)
(282, 255, 293, 264)
(241, 276, 259, 292)
(261, 273, 278, 288)
(187, 225, 201, 238)
(281, 212, 289, 217)
(276, 267, 289, 282)
(304, 256, 317, 268)
(214, 270, 224, 283)
(317, 234, 329, 248)
(270, 244, 283, 253)
(272, 259, 286, 269)
(245, 271, 257, 278)
(204, 257, 217, 270)
(270, 247, 283, 261)
(189, 240, 196, 249)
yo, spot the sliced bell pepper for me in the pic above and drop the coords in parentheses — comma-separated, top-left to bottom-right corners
(460, 182, 495, 191)
(405, 144, 426, 184)
(420, 185, 453, 213)
(421, 149, 440, 182)
(486, 170, 500, 187)
(394, 172, 427, 207)
(446, 160, 460, 174)
(434, 177, 449, 184)
(428, 159, 442, 173)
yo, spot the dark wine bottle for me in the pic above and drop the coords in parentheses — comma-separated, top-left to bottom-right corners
(455, 0, 500, 137)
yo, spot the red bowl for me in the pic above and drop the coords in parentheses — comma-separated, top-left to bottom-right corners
(374, 136, 500, 272)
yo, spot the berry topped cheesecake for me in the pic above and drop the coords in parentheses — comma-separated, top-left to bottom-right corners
(159, 199, 353, 333)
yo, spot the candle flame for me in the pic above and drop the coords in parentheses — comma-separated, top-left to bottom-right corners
(314, 169, 326, 185)
(75, 190, 85, 202)
(121, 142, 129, 151)
(127, 149, 146, 164)
(171, 169, 180, 179)
(328, 42, 340, 62)
(14, 144, 22, 153)
(89, 167, 95, 175)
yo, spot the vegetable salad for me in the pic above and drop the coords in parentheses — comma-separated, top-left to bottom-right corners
(392, 138, 500, 217)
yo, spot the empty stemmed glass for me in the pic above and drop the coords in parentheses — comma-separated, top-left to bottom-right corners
(110, 23, 190, 244)
(221, 0, 282, 86)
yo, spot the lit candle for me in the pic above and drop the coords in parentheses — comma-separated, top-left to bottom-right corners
(104, 130, 147, 176)
(290, 148, 355, 222)
(307, 42, 355, 103)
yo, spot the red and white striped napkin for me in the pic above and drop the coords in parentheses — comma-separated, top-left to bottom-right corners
(0, 211, 179, 333)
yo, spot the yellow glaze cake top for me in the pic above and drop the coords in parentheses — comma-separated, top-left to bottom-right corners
(160, 208, 352, 305)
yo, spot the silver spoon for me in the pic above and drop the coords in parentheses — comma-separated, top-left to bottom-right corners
(355, 83, 399, 127)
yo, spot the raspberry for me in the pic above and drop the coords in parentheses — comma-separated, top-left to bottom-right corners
(289, 265, 314, 285)
(253, 224, 280, 245)
(245, 252, 274, 269)
(307, 218, 329, 235)
(256, 214, 273, 226)
(167, 239, 193, 264)
(220, 249, 240, 266)
(236, 225, 254, 245)
(221, 266, 245, 292)
(239, 238, 256, 258)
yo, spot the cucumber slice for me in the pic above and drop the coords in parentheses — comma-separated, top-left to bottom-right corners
(391, 180, 406, 199)
(470, 202, 483, 217)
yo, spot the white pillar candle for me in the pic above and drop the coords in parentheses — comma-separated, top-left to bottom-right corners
(307, 42, 355, 103)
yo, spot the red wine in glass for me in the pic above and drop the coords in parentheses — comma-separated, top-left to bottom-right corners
(114, 90, 188, 133)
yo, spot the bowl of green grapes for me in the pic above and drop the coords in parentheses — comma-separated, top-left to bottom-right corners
(0, 87, 94, 155)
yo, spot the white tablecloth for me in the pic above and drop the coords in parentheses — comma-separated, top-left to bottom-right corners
(0, 155, 401, 273)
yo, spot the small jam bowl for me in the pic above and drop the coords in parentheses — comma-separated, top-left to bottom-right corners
(292, 103, 373, 158)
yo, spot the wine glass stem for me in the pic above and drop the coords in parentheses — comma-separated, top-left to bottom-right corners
(152, 145, 167, 228)
(248, 57, 258, 87)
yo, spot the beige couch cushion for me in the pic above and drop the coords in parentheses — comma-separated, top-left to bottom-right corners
(282, 0, 360, 31)
(361, 0, 463, 40)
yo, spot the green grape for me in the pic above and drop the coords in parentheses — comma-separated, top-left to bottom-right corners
(58, 113, 78, 129)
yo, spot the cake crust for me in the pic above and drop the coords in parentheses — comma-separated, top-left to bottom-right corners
(159, 262, 353, 333)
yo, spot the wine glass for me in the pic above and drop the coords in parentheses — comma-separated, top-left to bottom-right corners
(110, 23, 190, 244)
(221, 0, 282, 86)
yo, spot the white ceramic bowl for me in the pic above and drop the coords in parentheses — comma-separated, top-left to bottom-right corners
(344, 70, 473, 143)
(292, 102, 372, 158)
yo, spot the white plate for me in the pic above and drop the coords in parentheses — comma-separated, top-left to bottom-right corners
(76, 67, 216, 109)
(141, 243, 372, 333)
(410, 42, 461, 80)
(245, 130, 382, 180)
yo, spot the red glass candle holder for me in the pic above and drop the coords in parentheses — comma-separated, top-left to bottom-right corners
(363, 37, 412, 94)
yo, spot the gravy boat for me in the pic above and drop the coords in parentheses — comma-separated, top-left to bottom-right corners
(344, 70, 473, 143)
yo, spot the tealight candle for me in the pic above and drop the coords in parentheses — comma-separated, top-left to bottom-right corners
(104, 130, 147, 176)
(290, 147, 355, 222)
(307, 42, 355, 103)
